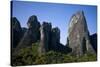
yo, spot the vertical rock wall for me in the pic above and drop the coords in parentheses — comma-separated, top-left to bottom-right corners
(67, 11, 95, 56)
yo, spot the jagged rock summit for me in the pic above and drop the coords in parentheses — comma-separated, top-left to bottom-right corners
(67, 11, 95, 56)
(39, 22, 71, 55)
(15, 15, 40, 52)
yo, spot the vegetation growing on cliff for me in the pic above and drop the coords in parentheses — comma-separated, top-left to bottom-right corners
(12, 42, 97, 66)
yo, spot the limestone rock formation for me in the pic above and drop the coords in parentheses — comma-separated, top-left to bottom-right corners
(39, 22, 52, 54)
(67, 11, 95, 56)
(15, 15, 40, 51)
(11, 17, 22, 48)
(27, 15, 40, 42)
(50, 27, 60, 50)
(12, 12, 96, 57)
(39, 23, 71, 54)
(51, 27, 71, 53)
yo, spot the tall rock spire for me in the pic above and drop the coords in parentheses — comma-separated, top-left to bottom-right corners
(39, 22, 52, 55)
(14, 15, 40, 54)
(67, 11, 95, 56)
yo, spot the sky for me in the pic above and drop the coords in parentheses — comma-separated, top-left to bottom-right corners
(12, 1, 97, 45)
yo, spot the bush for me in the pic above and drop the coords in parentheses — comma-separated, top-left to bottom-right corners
(12, 42, 97, 66)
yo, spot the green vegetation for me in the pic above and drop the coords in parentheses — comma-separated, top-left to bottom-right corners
(12, 42, 97, 66)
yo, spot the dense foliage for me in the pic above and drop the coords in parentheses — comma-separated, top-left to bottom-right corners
(12, 42, 97, 66)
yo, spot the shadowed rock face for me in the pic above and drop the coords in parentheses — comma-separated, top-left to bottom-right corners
(90, 33, 97, 53)
(39, 23, 71, 55)
(11, 17, 22, 48)
(22, 27, 27, 34)
(39, 22, 52, 54)
(50, 27, 72, 53)
(50, 27, 60, 50)
(16, 15, 40, 51)
(27, 15, 40, 42)
(67, 11, 95, 56)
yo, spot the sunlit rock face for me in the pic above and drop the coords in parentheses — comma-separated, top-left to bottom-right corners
(68, 11, 95, 56)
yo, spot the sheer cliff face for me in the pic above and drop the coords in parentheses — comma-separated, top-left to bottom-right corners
(68, 11, 95, 56)
(39, 22, 52, 54)
(27, 15, 40, 42)
(11, 17, 23, 48)
(14, 15, 40, 53)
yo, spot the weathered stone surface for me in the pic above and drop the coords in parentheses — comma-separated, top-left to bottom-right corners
(39, 24, 71, 54)
(11, 17, 22, 48)
(39, 22, 52, 54)
(67, 11, 95, 56)
(15, 15, 40, 51)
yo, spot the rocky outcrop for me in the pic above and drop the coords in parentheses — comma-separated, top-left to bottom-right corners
(50, 27, 71, 53)
(67, 11, 95, 56)
(15, 15, 40, 52)
(27, 15, 40, 42)
(11, 17, 23, 48)
(50, 27, 60, 50)
(39, 23, 71, 55)
(39, 22, 52, 54)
